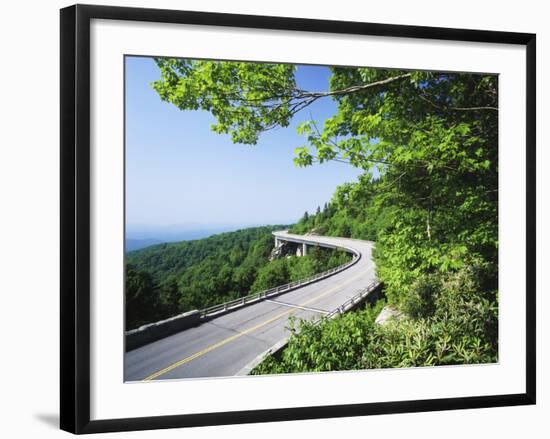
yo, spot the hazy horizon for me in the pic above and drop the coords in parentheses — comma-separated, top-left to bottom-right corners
(125, 221, 293, 252)
(126, 221, 290, 239)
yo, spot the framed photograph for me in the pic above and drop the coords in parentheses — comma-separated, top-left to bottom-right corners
(60, 4, 536, 434)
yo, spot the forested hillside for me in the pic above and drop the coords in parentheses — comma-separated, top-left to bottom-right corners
(125, 226, 351, 330)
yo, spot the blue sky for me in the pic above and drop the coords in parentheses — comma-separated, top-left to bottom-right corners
(125, 56, 362, 229)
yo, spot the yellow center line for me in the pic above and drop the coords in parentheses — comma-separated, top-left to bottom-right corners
(142, 270, 364, 381)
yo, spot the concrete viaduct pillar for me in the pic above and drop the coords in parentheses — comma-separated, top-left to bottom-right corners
(274, 236, 308, 257)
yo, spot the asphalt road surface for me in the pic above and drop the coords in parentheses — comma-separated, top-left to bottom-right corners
(124, 231, 377, 381)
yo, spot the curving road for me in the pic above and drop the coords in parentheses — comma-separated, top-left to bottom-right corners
(124, 231, 377, 381)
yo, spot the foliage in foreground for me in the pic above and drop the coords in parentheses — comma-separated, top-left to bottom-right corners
(253, 265, 498, 374)
(151, 59, 499, 368)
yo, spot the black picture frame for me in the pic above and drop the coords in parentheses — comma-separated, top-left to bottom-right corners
(60, 4, 536, 434)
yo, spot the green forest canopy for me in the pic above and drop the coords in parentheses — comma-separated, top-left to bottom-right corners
(139, 59, 499, 369)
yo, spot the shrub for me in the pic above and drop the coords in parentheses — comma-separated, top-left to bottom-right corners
(252, 264, 498, 375)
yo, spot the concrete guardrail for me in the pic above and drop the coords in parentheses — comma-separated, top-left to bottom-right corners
(125, 310, 201, 351)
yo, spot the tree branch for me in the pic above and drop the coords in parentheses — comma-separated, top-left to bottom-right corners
(418, 92, 498, 112)
(296, 73, 412, 99)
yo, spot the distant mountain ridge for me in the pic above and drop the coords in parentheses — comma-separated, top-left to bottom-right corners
(125, 238, 164, 252)
(125, 223, 273, 252)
